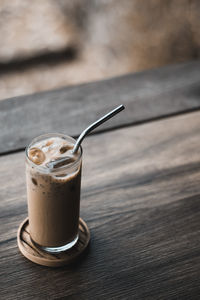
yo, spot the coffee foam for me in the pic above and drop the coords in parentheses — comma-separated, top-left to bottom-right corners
(28, 137, 77, 169)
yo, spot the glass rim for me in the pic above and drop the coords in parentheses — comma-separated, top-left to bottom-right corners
(25, 133, 82, 174)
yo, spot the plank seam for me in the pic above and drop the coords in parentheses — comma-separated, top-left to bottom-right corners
(1, 106, 200, 157)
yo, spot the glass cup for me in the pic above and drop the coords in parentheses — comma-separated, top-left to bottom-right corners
(25, 133, 82, 253)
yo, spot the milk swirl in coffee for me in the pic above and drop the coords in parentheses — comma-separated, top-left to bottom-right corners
(26, 134, 82, 252)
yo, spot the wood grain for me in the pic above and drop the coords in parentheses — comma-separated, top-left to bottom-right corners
(1, 111, 200, 299)
(18, 218, 90, 267)
(0, 61, 200, 154)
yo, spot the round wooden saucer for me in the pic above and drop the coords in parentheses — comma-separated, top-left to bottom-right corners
(17, 217, 90, 267)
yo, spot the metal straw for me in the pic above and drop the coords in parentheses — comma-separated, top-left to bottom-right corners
(72, 104, 125, 154)
(49, 104, 125, 169)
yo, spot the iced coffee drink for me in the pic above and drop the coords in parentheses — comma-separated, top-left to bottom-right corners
(25, 133, 82, 253)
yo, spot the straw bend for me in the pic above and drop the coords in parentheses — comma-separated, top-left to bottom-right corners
(72, 104, 125, 154)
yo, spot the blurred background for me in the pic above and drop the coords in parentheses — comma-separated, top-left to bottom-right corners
(0, 0, 199, 101)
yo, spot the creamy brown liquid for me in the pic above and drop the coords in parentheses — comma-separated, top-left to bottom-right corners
(26, 137, 81, 248)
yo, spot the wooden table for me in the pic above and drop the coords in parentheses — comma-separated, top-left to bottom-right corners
(1, 61, 200, 299)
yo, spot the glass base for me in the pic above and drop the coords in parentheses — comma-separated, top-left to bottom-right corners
(40, 235, 79, 253)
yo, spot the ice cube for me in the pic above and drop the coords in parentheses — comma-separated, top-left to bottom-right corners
(29, 147, 45, 165)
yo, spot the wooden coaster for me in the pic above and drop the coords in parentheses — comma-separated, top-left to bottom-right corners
(17, 217, 90, 267)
